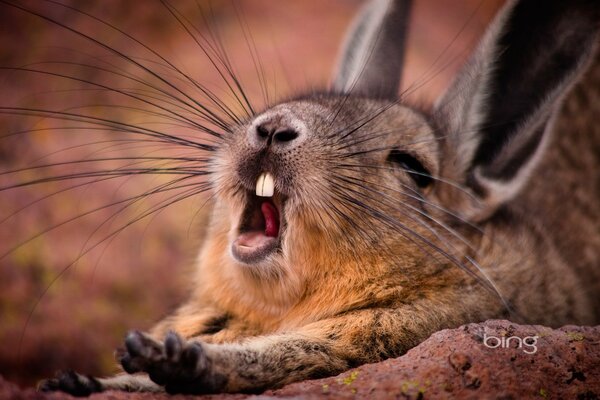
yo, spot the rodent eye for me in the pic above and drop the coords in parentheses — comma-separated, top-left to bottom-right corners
(386, 150, 432, 188)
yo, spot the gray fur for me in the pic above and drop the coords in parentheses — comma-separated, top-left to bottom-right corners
(333, 0, 412, 97)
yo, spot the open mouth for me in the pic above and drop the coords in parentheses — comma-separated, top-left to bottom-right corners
(231, 172, 284, 264)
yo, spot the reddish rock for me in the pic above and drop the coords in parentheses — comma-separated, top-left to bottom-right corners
(3, 320, 599, 399)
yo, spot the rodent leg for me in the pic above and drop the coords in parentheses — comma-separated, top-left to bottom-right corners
(196, 303, 481, 393)
(114, 329, 347, 394)
(113, 294, 489, 394)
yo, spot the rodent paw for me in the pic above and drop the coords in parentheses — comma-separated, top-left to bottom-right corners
(118, 330, 223, 394)
(118, 330, 164, 374)
(38, 370, 102, 397)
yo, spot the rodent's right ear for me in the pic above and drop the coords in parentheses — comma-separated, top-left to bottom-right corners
(332, 0, 412, 98)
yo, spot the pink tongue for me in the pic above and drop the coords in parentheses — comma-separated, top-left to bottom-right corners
(261, 201, 280, 237)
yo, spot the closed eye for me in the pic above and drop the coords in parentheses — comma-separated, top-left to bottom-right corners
(386, 150, 432, 188)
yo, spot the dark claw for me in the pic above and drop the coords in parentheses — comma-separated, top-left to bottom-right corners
(165, 331, 183, 361)
(119, 352, 139, 374)
(181, 342, 201, 371)
(124, 330, 162, 360)
(124, 331, 144, 357)
(38, 370, 102, 397)
(114, 346, 138, 373)
(38, 378, 60, 392)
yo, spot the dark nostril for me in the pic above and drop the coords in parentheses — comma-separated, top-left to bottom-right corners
(273, 129, 298, 143)
(254, 124, 300, 146)
(256, 125, 270, 139)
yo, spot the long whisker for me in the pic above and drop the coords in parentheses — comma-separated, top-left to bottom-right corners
(39, 0, 241, 129)
(17, 179, 212, 360)
(333, 173, 513, 313)
(1, 175, 209, 260)
(0, 107, 215, 151)
(19, 59, 230, 130)
(1, 157, 211, 177)
(161, 0, 255, 117)
(1, 66, 227, 136)
(329, 176, 507, 305)
(336, 172, 481, 252)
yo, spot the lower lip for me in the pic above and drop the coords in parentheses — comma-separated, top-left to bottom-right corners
(231, 232, 280, 264)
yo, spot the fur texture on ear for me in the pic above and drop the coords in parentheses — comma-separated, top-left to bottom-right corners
(431, 0, 600, 221)
(332, 0, 412, 98)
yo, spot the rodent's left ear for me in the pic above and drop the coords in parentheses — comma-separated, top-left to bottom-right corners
(431, 0, 600, 221)
(332, 0, 412, 98)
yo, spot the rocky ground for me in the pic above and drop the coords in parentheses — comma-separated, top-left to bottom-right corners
(2, 320, 598, 400)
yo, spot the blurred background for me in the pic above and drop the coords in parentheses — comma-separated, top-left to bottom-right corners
(0, 0, 503, 387)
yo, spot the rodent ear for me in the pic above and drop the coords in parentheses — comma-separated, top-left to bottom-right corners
(431, 0, 600, 221)
(332, 0, 412, 98)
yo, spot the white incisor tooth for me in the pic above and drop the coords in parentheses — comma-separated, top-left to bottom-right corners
(256, 172, 274, 197)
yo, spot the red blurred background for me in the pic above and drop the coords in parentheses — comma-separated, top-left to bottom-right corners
(0, 0, 503, 387)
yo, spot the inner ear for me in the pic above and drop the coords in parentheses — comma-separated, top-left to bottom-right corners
(386, 149, 432, 188)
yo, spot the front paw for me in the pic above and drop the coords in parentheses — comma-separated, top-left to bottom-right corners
(38, 370, 102, 397)
(118, 330, 225, 394)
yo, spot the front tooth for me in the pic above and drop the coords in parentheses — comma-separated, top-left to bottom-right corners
(256, 172, 274, 197)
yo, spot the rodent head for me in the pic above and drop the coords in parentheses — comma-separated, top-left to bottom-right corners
(211, 95, 438, 275)
(200, 0, 599, 311)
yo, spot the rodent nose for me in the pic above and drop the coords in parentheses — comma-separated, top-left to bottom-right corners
(255, 123, 300, 147)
